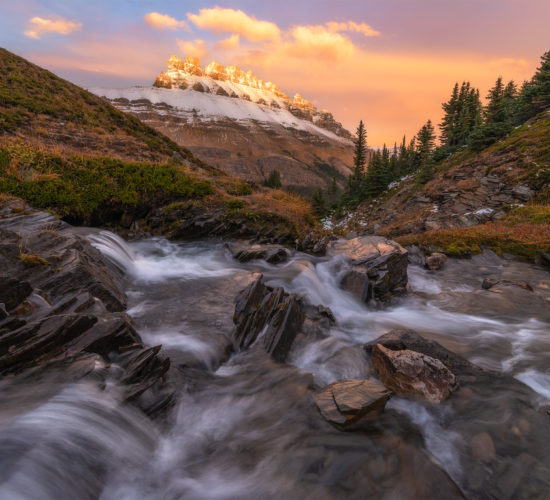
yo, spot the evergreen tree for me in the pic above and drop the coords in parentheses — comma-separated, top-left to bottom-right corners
(469, 77, 517, 151)
(517, 50, 550, 121)
(416, 120, 436, 184)
(311, 188, 327, 217)
(350, 120, 367, 194)
(263, 169, 282, 188)
(363, 149, 389, 197)
(329, 176, 338, 196)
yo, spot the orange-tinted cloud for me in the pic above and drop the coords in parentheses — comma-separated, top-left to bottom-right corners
(187, 7, 281, 43)
(24, 16, 82, 39)
(177, 38, 208, 59)
(144, 12, 187, 31)
(215, 34, 240, 50)
(326, 21, 381, 37)
(488, 57, 530, 71)
(284, 25, 355, 60)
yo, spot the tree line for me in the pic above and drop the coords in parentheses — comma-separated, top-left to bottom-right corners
(309, 49, 550, 215)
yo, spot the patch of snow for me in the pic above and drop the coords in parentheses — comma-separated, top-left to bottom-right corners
(89, 85, 351, 144)
(431, 205, 439, 213)
(387, 173, 413, 190)
(473, 208, 495, 216)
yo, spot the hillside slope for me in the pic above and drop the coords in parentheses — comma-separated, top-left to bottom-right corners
(0, 48, 319, 246)
(346, 111, 550, 260)
(90, 55, 355, 191)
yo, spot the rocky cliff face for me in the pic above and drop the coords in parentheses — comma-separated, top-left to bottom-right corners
(90, 55, 355, 190)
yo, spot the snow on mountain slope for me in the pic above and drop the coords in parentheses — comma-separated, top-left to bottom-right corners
(89, 55, 355, 190)
(90, 85, 347, 143)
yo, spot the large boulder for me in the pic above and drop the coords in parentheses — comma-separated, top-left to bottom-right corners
(314, 378, 391, 426)
(232, 275, 304, 362)
(329, 236, 408, 302)
(371, 344, 458, 403)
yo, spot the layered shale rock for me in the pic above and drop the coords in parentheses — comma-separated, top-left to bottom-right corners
(232, 275, 304, 362)
(329, 236, 408, 302)
(0, 203, 171, 413)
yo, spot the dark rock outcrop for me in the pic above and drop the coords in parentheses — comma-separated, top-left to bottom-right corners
(314, 379, 391, 426)
(371, 343, 458, 403)
(232, 275, 304, 362)
(329, 236, 408, 302)
(0, 204, 171, 413)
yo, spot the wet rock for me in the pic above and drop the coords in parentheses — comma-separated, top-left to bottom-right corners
(296, 231, 331, 255)
(317, 304, 336, 324)
(426, 252, 448, 270)
(232, 275, 304, 362)
(0, 276, 33, 311)
(314, 379, 391, 426)
(482, 278, 533, 292)
(364, 329, 483, 380)
(470, 432, 496, 462)
(406, 245, 426, 267)
(370, 343, 458, 403)
(228, 243, 291, 264)
(329, 236, 408, 302)
(0, 205, 172, 410)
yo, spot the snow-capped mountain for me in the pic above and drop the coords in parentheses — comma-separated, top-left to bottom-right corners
(90, 55, 354, 189)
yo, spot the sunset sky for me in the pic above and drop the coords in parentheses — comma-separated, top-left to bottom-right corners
(1, 0, 549, 146)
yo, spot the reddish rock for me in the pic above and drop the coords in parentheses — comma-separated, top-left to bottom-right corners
(426, 252, 448, 270)
(371, 343, 458, 403)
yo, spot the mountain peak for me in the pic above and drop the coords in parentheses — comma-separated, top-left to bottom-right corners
(155, 54, 318, 111)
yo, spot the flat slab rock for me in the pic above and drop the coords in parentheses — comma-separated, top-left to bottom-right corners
(328, 236, 408, 302)
(314, 379, 391, 426)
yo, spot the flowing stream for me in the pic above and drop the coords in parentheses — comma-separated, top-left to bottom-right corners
(2, 232, 550, 499)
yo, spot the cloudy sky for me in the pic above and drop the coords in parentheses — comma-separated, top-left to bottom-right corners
(1, 0, 549, 145)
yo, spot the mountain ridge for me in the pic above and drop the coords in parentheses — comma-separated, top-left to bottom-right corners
(90, 55, 356, 191)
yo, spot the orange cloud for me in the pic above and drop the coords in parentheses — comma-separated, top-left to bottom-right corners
(215, 34, 240, 50)
(488, 57, 529, 71)
(177, 39, 208, 59)
(326, 21, 381, 37)
(285, 25, 355, 60)
(24, 16, 82, 39)
(144, 12, 187, 31)
(187, 7, 281, 43)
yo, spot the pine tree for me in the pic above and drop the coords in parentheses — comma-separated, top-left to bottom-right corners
(350, 120, 367, 194)
(263, 170, 282, 188)
(440, 82, 460, 147)
(311, 188, 327, 217)
(416, 120, 436, 184)
(517, 50, 550, 121)
(329, 177, 338, 196)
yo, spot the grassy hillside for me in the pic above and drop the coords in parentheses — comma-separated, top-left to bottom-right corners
(0, 47, 197, 163)
(0, 48, 316, 240)
(381, 111, 550, 260)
